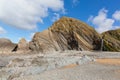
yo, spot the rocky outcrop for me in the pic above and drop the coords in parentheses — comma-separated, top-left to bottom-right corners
(17, 38, 30, 52)
(30, 17, 101, 52)
(29, 30, 59, 52)
(0, 38, 17, 53)
(102, 29, 120, 51)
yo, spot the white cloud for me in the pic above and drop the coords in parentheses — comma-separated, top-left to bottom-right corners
(52, 13, 60, 22)
(0, 26, 6, 34)
(0, 0, 64, 30)
(88, 8, 115, 33)
(112, 11, 120, 21)
(113, 26, 120, 29)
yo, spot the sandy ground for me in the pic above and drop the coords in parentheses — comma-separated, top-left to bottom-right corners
(0, 51, 120, 80)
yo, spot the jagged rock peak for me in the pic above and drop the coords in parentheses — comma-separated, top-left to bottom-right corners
(17, 38, 30, 51)
(19, 38, 27, 43)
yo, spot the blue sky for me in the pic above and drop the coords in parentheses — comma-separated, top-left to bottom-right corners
(0, 0, 120, 43)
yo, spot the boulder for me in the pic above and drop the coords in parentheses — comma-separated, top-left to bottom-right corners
(0, 38, 17, 53)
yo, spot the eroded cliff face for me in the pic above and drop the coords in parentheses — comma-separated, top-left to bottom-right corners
(29, 17, 101, 52)
(102, 29, 120, 51)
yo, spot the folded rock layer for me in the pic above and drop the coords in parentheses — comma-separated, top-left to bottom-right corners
(30, 17, 102, 52)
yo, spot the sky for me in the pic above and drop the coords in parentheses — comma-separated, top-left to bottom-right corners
(0, 0, 120, 43)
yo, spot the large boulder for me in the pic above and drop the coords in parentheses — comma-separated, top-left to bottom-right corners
(0, 38, 17, 53)
(29, 17, 101, 52)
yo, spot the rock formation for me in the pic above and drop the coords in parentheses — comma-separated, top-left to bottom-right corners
(29, 17, 101, 52)
(29, 30, 59, 52)
(0, 17, 119, 53)
(102, 29, 120, 51)
(17, 38, 30, 52)
(0, 38, 17, 53)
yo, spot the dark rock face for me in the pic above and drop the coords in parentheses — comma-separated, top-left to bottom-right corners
(67, 33, 79, 50)
(0, 38, 17, 53)
(30, 17, 101, 52)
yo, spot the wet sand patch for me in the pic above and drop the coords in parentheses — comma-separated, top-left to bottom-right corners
(63, 64, 78, 69)
(96, 58, 120, 65)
